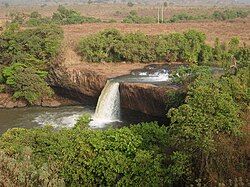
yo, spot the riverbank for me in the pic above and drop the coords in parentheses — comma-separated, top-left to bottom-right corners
(0, 93, 79, 109)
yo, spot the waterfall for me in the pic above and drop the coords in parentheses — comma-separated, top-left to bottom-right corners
(90, 80, 120, 127)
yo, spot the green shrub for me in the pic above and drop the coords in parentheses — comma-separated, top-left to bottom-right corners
(169, 13, 194, 23)
(78, 29, 248, 65)
(0, 123, 170, 186)
(78, 29, 123, 62)
(0, 24, 63, 103)
(30, 11, 42, 19)
(0, 24, 63, 65)
(167, 64, 249, 183)
(0, 85, 5, 93)
(116, 32, 157, 62)
(212, 9, 249, 21)
(122, 11, 156, 24)
(0, 148, 65, 186)
(167, 9, 249, 23)
(2, 64, 53, 103)
(52, 5, 101, 25)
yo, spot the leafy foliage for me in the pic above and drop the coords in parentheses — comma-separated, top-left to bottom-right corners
(212, 9, 249, 21)
(167, 64, 249, 183)
(123, 10, 156, 24)
(2, 65, 53, 103)
(0, 24, 63, 103)
(52, 5, 101, 25)
(0, 61, 249, 185)
(0, 148, 65, 186)
(0, 123, 170, 186)
(78, 29, 248, 65)
(168, 9, 249, 23)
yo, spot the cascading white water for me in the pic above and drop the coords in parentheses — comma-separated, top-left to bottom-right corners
(90, 80, 120, 128)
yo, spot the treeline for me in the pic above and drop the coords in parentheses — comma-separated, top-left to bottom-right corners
(9, 7, 249, 26)
(122, 10, 157, 24)
(78, 29, 249, 66)
(0, 61, 249, 186)
(169, 9, 249, 23)
(0, 24, 63, 103)
(123, 9, 249, 24)
(10, 5, 101, 27)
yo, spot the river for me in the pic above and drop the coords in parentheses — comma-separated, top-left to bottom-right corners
(0, 106, 94, 134)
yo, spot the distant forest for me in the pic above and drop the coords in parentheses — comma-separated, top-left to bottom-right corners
(0, 0, 249, 6)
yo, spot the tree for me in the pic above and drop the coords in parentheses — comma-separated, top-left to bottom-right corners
(167, 65, 248, 183)
(164, 1, 169, 7)
(127, 2, 134, 7)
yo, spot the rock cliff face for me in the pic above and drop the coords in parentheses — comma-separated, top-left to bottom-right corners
(120, 83, 168, 117)
(48, 66, 107, 104)
(48, 65, 176, 117)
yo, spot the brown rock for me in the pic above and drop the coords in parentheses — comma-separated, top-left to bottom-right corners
(5, 100, 17, 108)
(42, 98, 61, 107)
(48, 64, 182, 117)
(48, 66, 107, 99)
(17, 100, 28, 108)
(120, 83, 168, 117)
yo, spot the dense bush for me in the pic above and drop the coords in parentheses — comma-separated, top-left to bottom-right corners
(123, 10, 156, 24)
(212, 9, 249, 21)
(2, 64, 53, 103)
(14, 6, 101, 27)
(0, 149, 65, 186)
(0, 24, 63, 103)
(52, 5, 101, 25)
(169, 13, 192, 22)
(0, 62, 249, 186)
(168, 9, 249, 23)
(79, 29, 249, 65)
(78, 29, 123, 62)
(167, 65, 249, 183)
(0, 122, 171, 186)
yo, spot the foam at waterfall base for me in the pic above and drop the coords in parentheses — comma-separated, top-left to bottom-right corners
(89, 117, 121, 128)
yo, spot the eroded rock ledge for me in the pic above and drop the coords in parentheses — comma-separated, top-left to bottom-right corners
(0, 93, 77, 109)
(48, 64, 179, 117)
(120, 83, 169, 117)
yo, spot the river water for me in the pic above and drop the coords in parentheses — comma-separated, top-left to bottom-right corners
(0, 106, 95, 134)
(0, 105, 160, 134)
(0, 65, 172, 134)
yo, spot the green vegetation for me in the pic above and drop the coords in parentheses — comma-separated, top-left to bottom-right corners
(1, 9, 249, 186)
(0, 24, 63, 103)
(122, 10, 156, 24)
(212, 9, 249, 21)
(0, 60, 249, 185)
(169, 13, 209, 23)
(78, 29, 249, 65)
(0, 121, 170, 186)
(9, 7, 249, 27)
(11, 6, 101, 27)
(168, 9, 249, 23)
(51, 5, 101, 25)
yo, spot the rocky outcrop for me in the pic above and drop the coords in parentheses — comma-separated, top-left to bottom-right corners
(0, 93, 78, 109)
(48, 64, 180, 117)
(0, 93, 28, 108)
(48, 65, 107, 104)
(120, 83, 178, 117)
